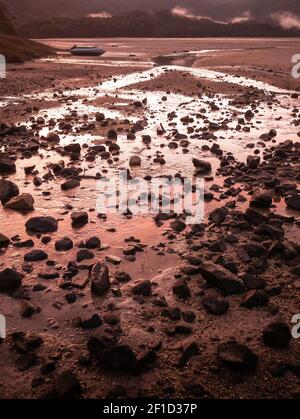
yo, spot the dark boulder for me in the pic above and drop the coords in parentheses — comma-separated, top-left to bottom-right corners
(25, 217, 58, 233)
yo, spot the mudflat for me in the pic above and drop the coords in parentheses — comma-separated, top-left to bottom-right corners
(0, 38, 300, 399)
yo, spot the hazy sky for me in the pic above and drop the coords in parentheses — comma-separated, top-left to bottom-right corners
(96, 0, 300, 27)
(3, 0, 300, 29)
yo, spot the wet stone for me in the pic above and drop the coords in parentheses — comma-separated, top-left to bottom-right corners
(217, 343, 258, 372)
(25, 216, 58, 233)
(263, 322, 292, 348)
(203, 297, 229, 315)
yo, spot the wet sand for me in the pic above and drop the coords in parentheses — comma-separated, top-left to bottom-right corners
(0, 38, 300, 400)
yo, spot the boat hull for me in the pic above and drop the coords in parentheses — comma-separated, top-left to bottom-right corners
(70, 48, 105, 57)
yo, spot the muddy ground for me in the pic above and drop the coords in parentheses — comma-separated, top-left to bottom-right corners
(0, 39, 300, 399)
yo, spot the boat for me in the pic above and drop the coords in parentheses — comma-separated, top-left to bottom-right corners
(70, 45, 106, 57)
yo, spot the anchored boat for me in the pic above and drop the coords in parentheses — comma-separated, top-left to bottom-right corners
(70, 45, 106, 57)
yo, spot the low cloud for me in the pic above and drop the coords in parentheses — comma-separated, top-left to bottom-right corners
(172, 6, 252, 25)
(172, 6, 206, 20)
(171, 6, 226, 23)
(272, 11, 300, 30)
(231, 11, 252, 24)
(87, 12, 111, 19)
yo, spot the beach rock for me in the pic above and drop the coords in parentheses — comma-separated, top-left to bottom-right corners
(203, 297, 229, 315)
(172, 278, 191, 299)
(24, 249, 48, 262)
(80, 314, 102, 329)
(170, 219, 186, 232)
(26, 216, 58, 233)
(132, 280, 152, 296)
(71, 211, 88, 228)
(77, 249, 94, 262)
(177, 339, 199, 367)
(0, 233, 10, 248)
(0, 157, 16, 174)
(129, 156, 141, 166)
(0, 268, 23, 292)
(85, 237, 101, 249)
(193, 158, 211, 174)
(91, 263, 110, 296)
(107, 129, 117, 140)
(199, 262, 245, 294)
(54, 371, 82, 399)
(64, 143, 81, 154)
(115, 271, 132, 283)
(101, 345, 139, 374)
(250, 192, 272, 209)
(241, 290, 269, 308)
(0, 179, 19, 204)
(95, 112, 105, 121)
(244, 207, 268, 226)
(33, 176, 43, 187)
(242, 274, 266, 290)
(286, 194, 300, 210)
(217, 343, 258, 372)
(4, 193, 34, 211)
(46, 132, 60, 143)
(105, 255, 122, 265)
(245, 242, 267, 258)
(61, 179, 80, 190)
(55, 237, 73, 251)
(247, 155, 260, 169)
(263, 322, 292, 348)
(21, 300, 36, 318)
(209, 207, 228, 225)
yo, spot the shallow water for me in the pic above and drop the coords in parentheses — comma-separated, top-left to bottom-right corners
(1, 59, 299, 277)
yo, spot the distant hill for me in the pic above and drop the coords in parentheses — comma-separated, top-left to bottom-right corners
(0, 1, 53, 62)
(18, 9, 300, 38)
(0, 1, 16, 34)
(3, 0, 105, 23)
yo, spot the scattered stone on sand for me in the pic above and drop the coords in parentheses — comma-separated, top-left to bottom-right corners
(105, 255, 122, 265)
(54, 371, 82, 399)
(217, 343, 258, 372)
(0, 179, 19, 204)
(91, 263, 110, 296)
(71, 211, 88, 228)
(176, 339, 199, 367)
(241, 290, 269, 308)
(209, 207, 228, 225)
(132, 280, 152, 296)
(25, 216, 58, 233)
(200, 262, 245, 294)
(0, 157, 16, 174)
(263, 322, 292, 348)
(0, 233, 10, 248)
(46, 131, 60, 142)
(4, 193, 34, 212)
(129, 156, 142, 166)
(61, 179, 80, 191)
(24, 249, 48, 262)
(286, 194, 300, 210)
(192, 158, 212, 175)
(172, 278, 191, 299)
(203, 297, 229, 315)
(55, 237, 73, 251)
(250, 191, 273, 209)
(0, 268, 23, 292)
